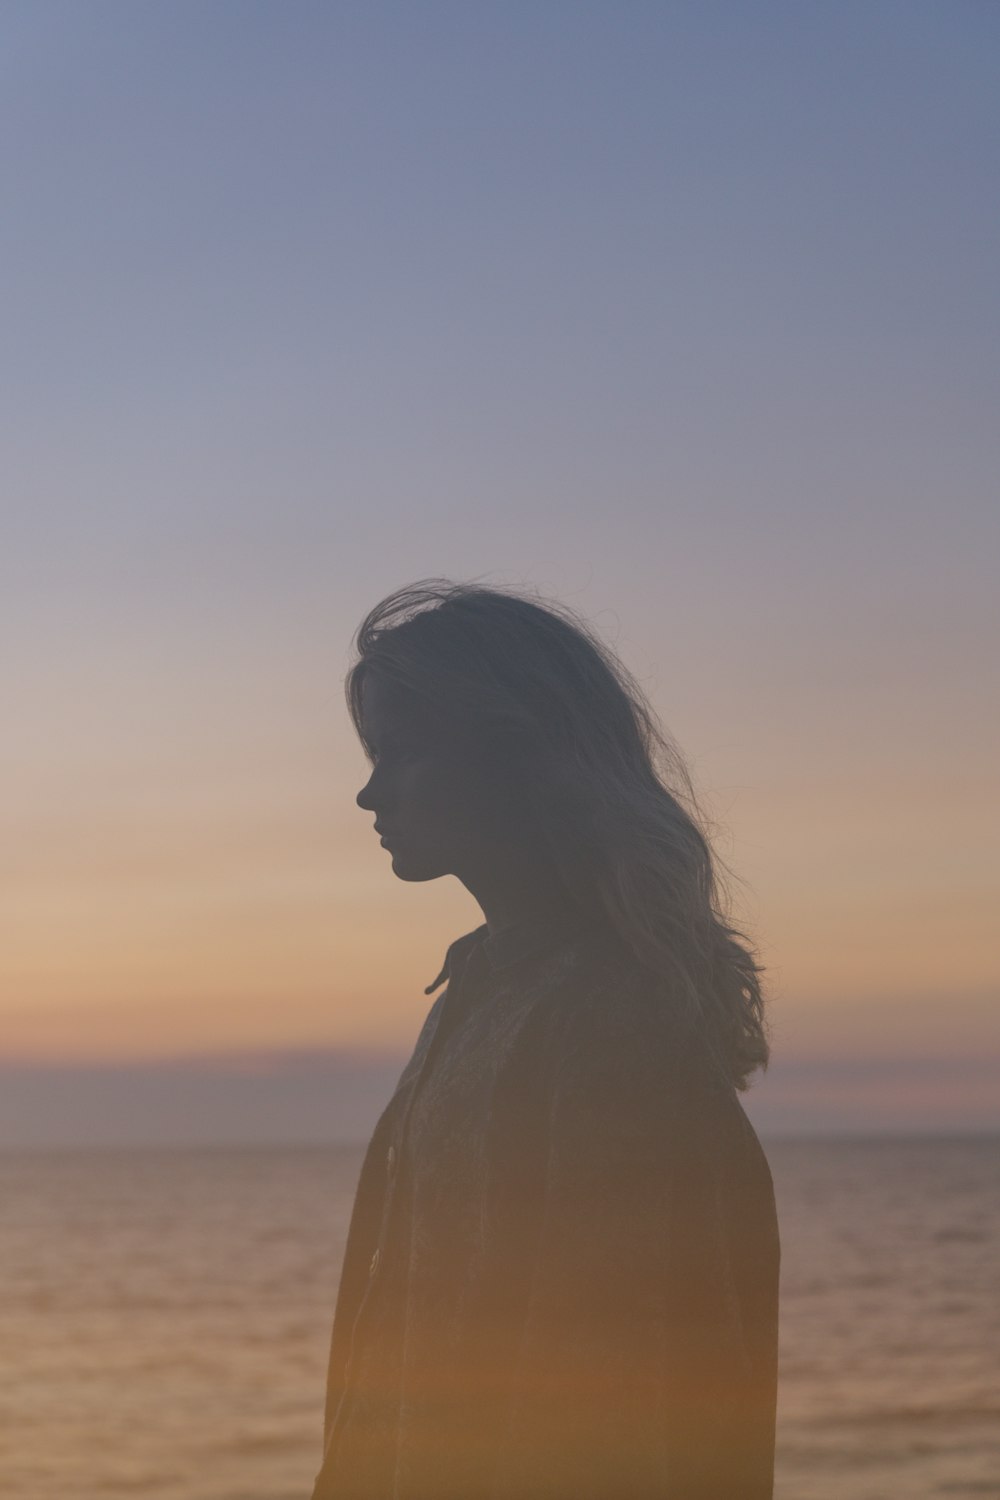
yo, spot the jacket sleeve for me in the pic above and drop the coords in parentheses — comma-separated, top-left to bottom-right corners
(487, 991, 779, 1500)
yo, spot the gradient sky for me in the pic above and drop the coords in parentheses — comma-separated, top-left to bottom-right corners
(3, 1, 998, 1142)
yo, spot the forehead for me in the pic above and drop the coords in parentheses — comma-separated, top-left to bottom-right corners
(359, 673, 434, 743)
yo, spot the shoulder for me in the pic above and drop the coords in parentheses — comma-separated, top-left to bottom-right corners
(489, 941, 775, 1208)
(531, 936, 703, 1069)
(534, 939, 772, 1153)
(506, 938, 722, 1122)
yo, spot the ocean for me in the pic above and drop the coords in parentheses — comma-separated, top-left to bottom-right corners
(4, 1136, 998, 1499)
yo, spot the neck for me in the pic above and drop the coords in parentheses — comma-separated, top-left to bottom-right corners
(454, 844, 579, 939)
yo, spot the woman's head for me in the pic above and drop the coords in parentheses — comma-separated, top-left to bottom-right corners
(353, 668, 542, 883)
(346, 577, 770, 1089)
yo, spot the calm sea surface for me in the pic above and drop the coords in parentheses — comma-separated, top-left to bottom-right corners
(4, 1137, 998, 1499)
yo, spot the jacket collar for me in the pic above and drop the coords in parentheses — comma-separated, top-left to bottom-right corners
(424, 906, 591, 995)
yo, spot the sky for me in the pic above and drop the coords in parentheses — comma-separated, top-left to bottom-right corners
(2, 0, 998, 1144)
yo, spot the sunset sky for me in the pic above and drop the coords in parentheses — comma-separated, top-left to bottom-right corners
(3, 1, 997, 1143)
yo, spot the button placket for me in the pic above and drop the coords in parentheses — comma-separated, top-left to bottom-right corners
(326, 951, 481, 1470)
(362, 950, 476, 1292)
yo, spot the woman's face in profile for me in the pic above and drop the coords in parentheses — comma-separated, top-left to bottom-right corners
(355, 673, 519, 882)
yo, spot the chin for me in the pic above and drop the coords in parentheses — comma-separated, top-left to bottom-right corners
(386, 846, 447, 883)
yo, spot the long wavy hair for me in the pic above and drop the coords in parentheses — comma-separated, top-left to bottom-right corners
(345, 577, 770, 1091)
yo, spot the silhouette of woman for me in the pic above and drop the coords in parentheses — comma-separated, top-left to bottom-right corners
(310, 578, 780, 1500)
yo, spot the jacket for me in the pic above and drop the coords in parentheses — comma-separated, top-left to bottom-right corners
(309, 912, 780, 1499)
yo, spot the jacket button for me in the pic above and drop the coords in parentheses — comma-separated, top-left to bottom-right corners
(369, 1247, 380, 1276)
(386, 1144, 396, 1176)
